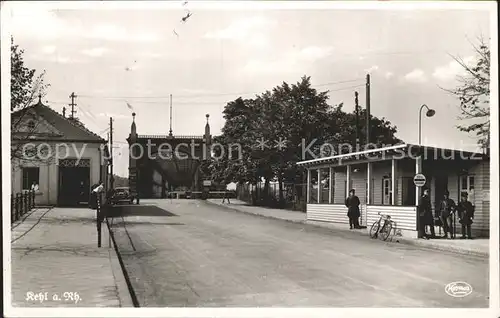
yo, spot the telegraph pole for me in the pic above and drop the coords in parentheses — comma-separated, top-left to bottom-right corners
(169, 94, 173, 136)
(354, 91, 360, 146)
(365, 74, 371, 145)
(69, 92, 77, 119)
(110, 117, 114, 189)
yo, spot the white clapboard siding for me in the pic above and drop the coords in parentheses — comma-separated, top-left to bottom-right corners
(351, 176, 366, 204)
(307, 204, 349, 224)
(333, 172, 347, 204)
(366, 205, 417, 231)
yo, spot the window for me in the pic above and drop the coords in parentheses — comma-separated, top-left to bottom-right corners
(22, 167, 40, 190)
(460, 174, 475, 203)
(382, 178, 392, 205)
(27, 120, 36, 130)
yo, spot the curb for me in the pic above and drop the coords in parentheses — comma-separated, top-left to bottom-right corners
(105, 218, 140, 307)
(103, 221, 135, 307)
(394, 237, 488, 258)
(205, 200, 307, 226)
(206, 201, 488, 258)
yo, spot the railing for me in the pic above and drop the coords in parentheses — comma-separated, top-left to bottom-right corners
(137, 134, 205, 140)
(236, 182, 307, 211)
(11, 190, 36, 223)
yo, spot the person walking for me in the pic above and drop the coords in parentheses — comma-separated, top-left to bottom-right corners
(438, 190, 456, 239)
(457, 192, 475, 239)
(418, 187, 435, 239)
(345, 189, 360, 229)
(222, 189, 231, 204)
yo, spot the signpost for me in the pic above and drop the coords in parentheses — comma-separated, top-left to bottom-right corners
(413, 173, 426, 187)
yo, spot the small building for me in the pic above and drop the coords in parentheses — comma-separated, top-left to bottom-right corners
(297, 143, 490, 238)
(11, 97, 110, 206)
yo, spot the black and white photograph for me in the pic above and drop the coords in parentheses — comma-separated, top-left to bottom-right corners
(1, 1, 498, 316)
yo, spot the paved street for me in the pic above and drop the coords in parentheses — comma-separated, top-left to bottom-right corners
(11, 208, 126, 307)
(107, 199, 488, 307)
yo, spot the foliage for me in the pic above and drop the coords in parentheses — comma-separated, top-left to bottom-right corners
(11, 37, 50, 111)
(204, 75, 402, 205)
(11, 38, 51, 161)
(444, 37, 490, 150)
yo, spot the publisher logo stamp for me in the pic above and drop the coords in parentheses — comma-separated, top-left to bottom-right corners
(445, 282, 473, 298)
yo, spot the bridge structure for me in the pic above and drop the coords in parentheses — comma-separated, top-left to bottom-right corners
(127, 112, 215, 199)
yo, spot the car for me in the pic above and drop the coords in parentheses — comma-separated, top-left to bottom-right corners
(110, 187, 135, 205)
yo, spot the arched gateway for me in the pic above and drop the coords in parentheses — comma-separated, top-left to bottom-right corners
(127, 113, 212, 199)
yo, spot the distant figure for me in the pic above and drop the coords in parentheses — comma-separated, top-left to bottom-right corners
(93, 182, 104, 193)
(418, 187, 435, 239)
(222, 190, 231, 204)
(438, 190, 456, 239)
(90, 181, 104, 210)
(457, 192, 474, 239)
(345, 189, 360, 229)
(31, 181, 39, 191)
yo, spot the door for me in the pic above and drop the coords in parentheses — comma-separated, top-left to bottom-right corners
(58, 167, 90, 206)
(383, 178, 392, 205)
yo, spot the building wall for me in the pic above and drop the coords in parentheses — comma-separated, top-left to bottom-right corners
(467, 159, 490, 236)
(11, 142, 103, 206)
(333, 170, 347, 204)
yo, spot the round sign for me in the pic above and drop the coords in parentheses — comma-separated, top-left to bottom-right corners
(413, 173, 426, 187)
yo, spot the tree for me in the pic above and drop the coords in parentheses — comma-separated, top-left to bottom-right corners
(11, 37, 50, 161)
(445, 37, 490, 150)
(212, 75, 402, 207)
(11, 37, 49, 111)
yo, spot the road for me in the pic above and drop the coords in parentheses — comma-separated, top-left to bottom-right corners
(107, 199, 488, 307)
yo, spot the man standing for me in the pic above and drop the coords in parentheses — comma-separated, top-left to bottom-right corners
(345, 189, 360, 229)
(438, 190, 456, 239)
(418, 188, 435, 239)
(457, 192, 474, 239)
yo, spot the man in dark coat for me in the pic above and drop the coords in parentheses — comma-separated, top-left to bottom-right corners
(438, 190, 456, 239)
(457, 192, 474, 239)
(418, 188, 435, 239)
(345, 189, 360, 229)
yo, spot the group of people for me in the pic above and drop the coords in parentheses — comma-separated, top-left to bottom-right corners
(344, 188, 475, 239)
(418, 187, 475, 240)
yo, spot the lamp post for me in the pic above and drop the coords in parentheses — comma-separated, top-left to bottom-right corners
(418, 104, 436, 145)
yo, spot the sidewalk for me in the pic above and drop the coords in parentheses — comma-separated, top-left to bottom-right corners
(207, 199, 489, 258)
(10, 207, 133, 307)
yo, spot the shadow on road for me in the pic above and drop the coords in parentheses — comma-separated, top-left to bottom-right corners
(113, 222, 185, 226)
(104, 204, 178, 218)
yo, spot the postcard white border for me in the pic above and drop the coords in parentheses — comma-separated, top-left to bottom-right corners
(2, 1, 498, 317)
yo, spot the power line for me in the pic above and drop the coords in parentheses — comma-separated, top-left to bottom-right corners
(75, 77, 365, 100)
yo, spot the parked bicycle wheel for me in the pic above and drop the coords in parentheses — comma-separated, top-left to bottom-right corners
(369, 221, 380, 238)
(380, 221, 393, 241)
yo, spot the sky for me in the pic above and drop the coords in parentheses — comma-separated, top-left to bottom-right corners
(5, 1, 493, 177)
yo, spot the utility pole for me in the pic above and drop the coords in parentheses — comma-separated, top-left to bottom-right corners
(69, 92, 77, 119)
(365, 74, 371, 145)
(169, 94, 173, 136)
(110, 117, 114, 190)
(354, 91, 360, 146)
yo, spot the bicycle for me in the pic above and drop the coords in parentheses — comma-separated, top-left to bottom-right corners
(369, 212, 396, 241)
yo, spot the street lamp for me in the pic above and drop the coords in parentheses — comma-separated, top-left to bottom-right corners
(419, 104, 436, 145)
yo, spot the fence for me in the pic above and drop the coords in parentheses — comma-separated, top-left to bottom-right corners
(236, 182, 307, 211)
(11, 190, 36, 223)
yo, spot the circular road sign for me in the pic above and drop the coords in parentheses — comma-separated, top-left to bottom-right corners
(413, 173, 426, 187)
